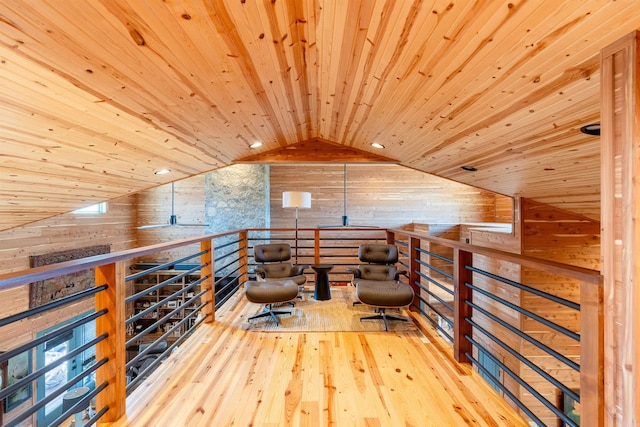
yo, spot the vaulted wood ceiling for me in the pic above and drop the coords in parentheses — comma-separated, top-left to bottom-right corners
(1, 0, 639, 231)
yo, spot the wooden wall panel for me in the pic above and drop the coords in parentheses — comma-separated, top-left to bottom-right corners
(270, 164, 511, 229)
(519, 197, 600, 425)
(135, 175, 207, 263)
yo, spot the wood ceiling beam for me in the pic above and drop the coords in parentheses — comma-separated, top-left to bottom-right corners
(234, 138, 397, 164)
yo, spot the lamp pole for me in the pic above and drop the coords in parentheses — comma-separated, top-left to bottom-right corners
(282, 191, 311, 265)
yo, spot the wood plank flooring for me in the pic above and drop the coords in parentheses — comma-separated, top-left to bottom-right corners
(109, 289, 528, 426)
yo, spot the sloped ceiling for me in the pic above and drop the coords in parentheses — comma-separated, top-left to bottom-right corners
(1, 0, 639, 231)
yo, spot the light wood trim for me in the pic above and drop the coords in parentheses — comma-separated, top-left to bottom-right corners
(454, 248, 473, 365)
(600, 30, 640, 426)
(95, 261, 126, 422)
(200, 239, 214, 323)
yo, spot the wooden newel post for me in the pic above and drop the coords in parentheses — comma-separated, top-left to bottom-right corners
(200, 239, 215, 323)
(579, 279, 604, 427)
(95, 262, 126, 422)
(238, 230, 248, 283)
(409, 236, 420, 311)
(454, 248, 473, 364)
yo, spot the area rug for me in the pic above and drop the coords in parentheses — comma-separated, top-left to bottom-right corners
(241, 286, 417, 332)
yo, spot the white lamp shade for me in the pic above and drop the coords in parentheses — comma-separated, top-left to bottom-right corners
(283, 191, 311, 209)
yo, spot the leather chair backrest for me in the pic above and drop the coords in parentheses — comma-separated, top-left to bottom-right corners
(254, 243, 292, 263)
(358, 244, 398, 264)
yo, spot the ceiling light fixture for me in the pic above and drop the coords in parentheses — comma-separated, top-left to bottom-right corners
(249, 141, 263, 149)
(154, 168, 171, 175)
(461, 165, 477, 172)
(580, 123, 600, 136)
(371, 142, 385, 149)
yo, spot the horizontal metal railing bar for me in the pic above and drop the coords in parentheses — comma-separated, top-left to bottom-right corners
(464, 350, 544, 427)
(127, 314, 206, 393)
(0, 333, 107, 401)
(388, 228, 601, 285)
(215, 248, 242, 264)
(87, 405, 110, 427)
(415, 246, 453, 264)
(126, 265, 205, 304)
(0, 230, 242, 290)
(126, 279, 203, 326)
(216, 283, 241, 309)
(466, 317, 580, 403)
(215, 257, 241, 274)
(0, 284, 107, 328)
(126, 252, 207, 281)
(214, 265, 242, 286)
(125, 284, 202, 347)
(415, 270, 454, 297)
(49, 381, 107, 427)
(414, 301, 453, 342)
(467, 282, 580, 341)
(0, 309, 107, 365)
(466, 265, 580, 311)
(5, 357, 107, 427)
(415, 258, 454, 280)
(466, 337, 576, 427)
(415, 280, 454, 313)
(126, 298, 204, 369)
(467, 299, 580, 372)
(415, 292, 453, 327)
(393, 239, 409, 248)
(212, 237, 241, 251)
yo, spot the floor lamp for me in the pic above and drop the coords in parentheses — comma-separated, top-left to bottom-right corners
(282, 191, 311, 263)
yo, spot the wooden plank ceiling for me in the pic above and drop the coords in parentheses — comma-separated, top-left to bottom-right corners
(1, 0, 639, 231)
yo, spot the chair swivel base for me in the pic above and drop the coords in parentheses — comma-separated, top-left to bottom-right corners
(248, 303, 292, 325)
(360, 308, 408, 331)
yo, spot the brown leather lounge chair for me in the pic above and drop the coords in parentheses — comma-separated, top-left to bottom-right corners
(349, 244, 414, 331)
(253, 243, 307, 297)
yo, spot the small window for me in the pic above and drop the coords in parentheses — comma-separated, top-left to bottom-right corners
(73, 202, 107, 214)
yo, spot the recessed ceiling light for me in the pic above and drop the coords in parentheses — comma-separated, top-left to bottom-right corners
(371, 142, 385, 149)
(154, 169, 171, 175)
(580, 123, 600, 136)
(249, 141, 263, 149)
(461, 165, 477, 172)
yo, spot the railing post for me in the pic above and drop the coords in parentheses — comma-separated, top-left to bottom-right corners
(386, 230, 395, 244)
(200, 239, 215, 323)
(580, 279, 604, 426)
(238, 230, 248, 283)
(454, 248, 473, 364)
(409, 236, 420, 311)
(314, 229, 320, 264)
(95, 261, 126, 422)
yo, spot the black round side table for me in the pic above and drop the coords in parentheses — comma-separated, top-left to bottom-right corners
(311, 264, 333, 300)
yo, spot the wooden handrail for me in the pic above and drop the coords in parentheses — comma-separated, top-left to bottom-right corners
(0, 230, 244, 290)
(387, 227, 601, 284)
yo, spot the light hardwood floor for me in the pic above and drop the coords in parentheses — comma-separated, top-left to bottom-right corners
(110, 289, 528, 427)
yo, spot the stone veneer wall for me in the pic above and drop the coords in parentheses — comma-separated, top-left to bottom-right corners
(205, 164, 270, 231)
(205, 164, 270, 278)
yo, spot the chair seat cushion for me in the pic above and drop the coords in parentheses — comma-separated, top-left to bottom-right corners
(245, 280, 299, 304)
(356, 281, 414, 307)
